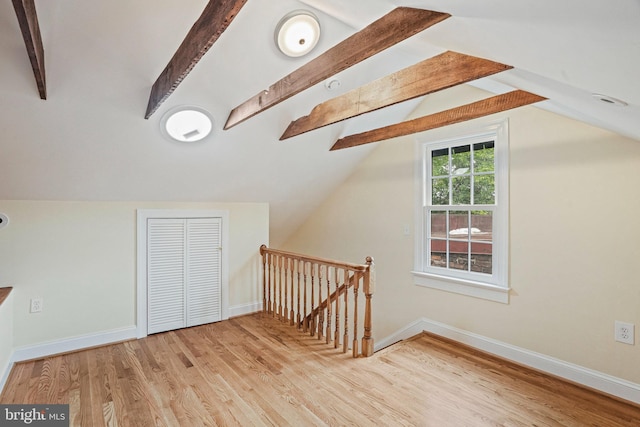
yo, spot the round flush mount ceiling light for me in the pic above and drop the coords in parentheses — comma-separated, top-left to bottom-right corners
(275, 10, 321, 58)
(160, 106, 214, 142)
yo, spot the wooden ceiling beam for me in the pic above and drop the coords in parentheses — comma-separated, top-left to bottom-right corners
(12, 0, 46, 99)
(330, 90, 546, 151)
(145, 0, 247, 119)
(224, 7, 451, 130)
(281, 51, 512, 140)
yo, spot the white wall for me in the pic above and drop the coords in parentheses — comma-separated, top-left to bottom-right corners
(282, 85, 640, 385)
(0, 201, 268, 349)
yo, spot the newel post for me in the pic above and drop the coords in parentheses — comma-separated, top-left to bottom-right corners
(260, 244, 268, 315)
(362, 256, 375, 357)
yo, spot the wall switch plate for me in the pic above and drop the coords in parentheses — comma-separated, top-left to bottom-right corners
(614, 321, 634, 345)
(30, 297, 43, 313)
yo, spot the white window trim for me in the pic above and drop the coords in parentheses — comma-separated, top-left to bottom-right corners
(413, 120, 510, 303)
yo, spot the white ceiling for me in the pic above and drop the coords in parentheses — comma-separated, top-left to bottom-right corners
(1, 0, 639, 244)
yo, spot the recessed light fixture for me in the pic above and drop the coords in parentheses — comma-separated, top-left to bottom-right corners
(275, 10, 321, 58)
(0, 213, 8, 230)
(591, 93, 628, 107)
(160, 106, 214, 142)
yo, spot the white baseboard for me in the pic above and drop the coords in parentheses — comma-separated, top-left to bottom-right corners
(376, 317, 640, 405)
(12, 326, 137, 363)
(375, 318, 428, 351)
(0, 358, 14, 397)
(229, 301, 263, 318)
(7, 314, 637, 406)
(1, 326, 138, 395)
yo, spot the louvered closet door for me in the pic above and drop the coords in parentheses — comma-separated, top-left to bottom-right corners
(147, 218, 186, 334)
(186, 218, 222, 327)
(147, 217, 222, 334)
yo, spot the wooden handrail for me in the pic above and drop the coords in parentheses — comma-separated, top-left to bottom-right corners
(260, 245, 374, 357)
(260, 246, 369, 272)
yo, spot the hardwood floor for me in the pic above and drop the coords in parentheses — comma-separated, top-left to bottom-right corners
(2, 313, 639, 426)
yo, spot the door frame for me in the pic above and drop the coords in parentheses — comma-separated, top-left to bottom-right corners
(136, 209, 229, 338)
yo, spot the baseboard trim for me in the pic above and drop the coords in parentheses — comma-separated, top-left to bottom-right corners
(376, 317, 640, 405)
(2, 326, 138, 396)
(229, 301, 263, 318)
(7, 315, 637, 406)
(375, 318, 427, 351)
(12, 326, 138, 363)
(0, 358, 14, 397)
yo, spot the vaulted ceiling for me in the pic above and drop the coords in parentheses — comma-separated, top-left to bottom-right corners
(1, 0, 639, 244)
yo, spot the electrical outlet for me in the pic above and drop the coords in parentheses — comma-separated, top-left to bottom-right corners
(614, 321, 634, 345)
(30, 297, 43, 313)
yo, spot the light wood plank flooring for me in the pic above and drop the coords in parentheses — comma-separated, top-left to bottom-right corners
(2, 313, 639, 426)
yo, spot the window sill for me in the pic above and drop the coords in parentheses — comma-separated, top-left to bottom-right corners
(411, 271, 509, 303)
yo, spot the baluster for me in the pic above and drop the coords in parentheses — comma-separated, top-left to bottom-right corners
(325, 266, 332, 345)
(334, 266, 340, 349)
(317, 264, 324, 341)
(283, 257, 289, 323)
(270, 254, 275, 317)
(261, 246, 267, 315)
(362, 257, 375, 357)
(302, 261, 308, 332)
(343, 268, 349, 353)
(295, 259, 301, 328)
(269, 254, 276, 316)
(278, 256, 283, 320)
(270, 254, 274, 317)
(290, 258, 295, 326)
(352, 271, 360, 358)
(310, 263, 315, 336)
(265, 253, 269, 315)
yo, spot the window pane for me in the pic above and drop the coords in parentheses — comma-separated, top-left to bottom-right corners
(451, 176, 471, 204)
(431, 148, 449, 176)
(430, 211, 447, 239)
(474, 141, 494, 173)
(429, 239, 446, 268)
(470, 242, 492, 274)
(474, 174, 495, 204)
(432, 178, 449, 205)
(451, 145, 471, 174)
(449, 211, 469, 239)
(471, 211, 492, 241)
(449, 249, 469, 271)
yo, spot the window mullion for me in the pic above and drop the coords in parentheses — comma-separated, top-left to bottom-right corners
(470, 146, 475, 205)
(448, 148, 453, 205)
(467, 210, 471, 272)
(445, 208, 450, 270)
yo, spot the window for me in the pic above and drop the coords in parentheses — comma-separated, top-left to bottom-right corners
(413, 121, 509, 303)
